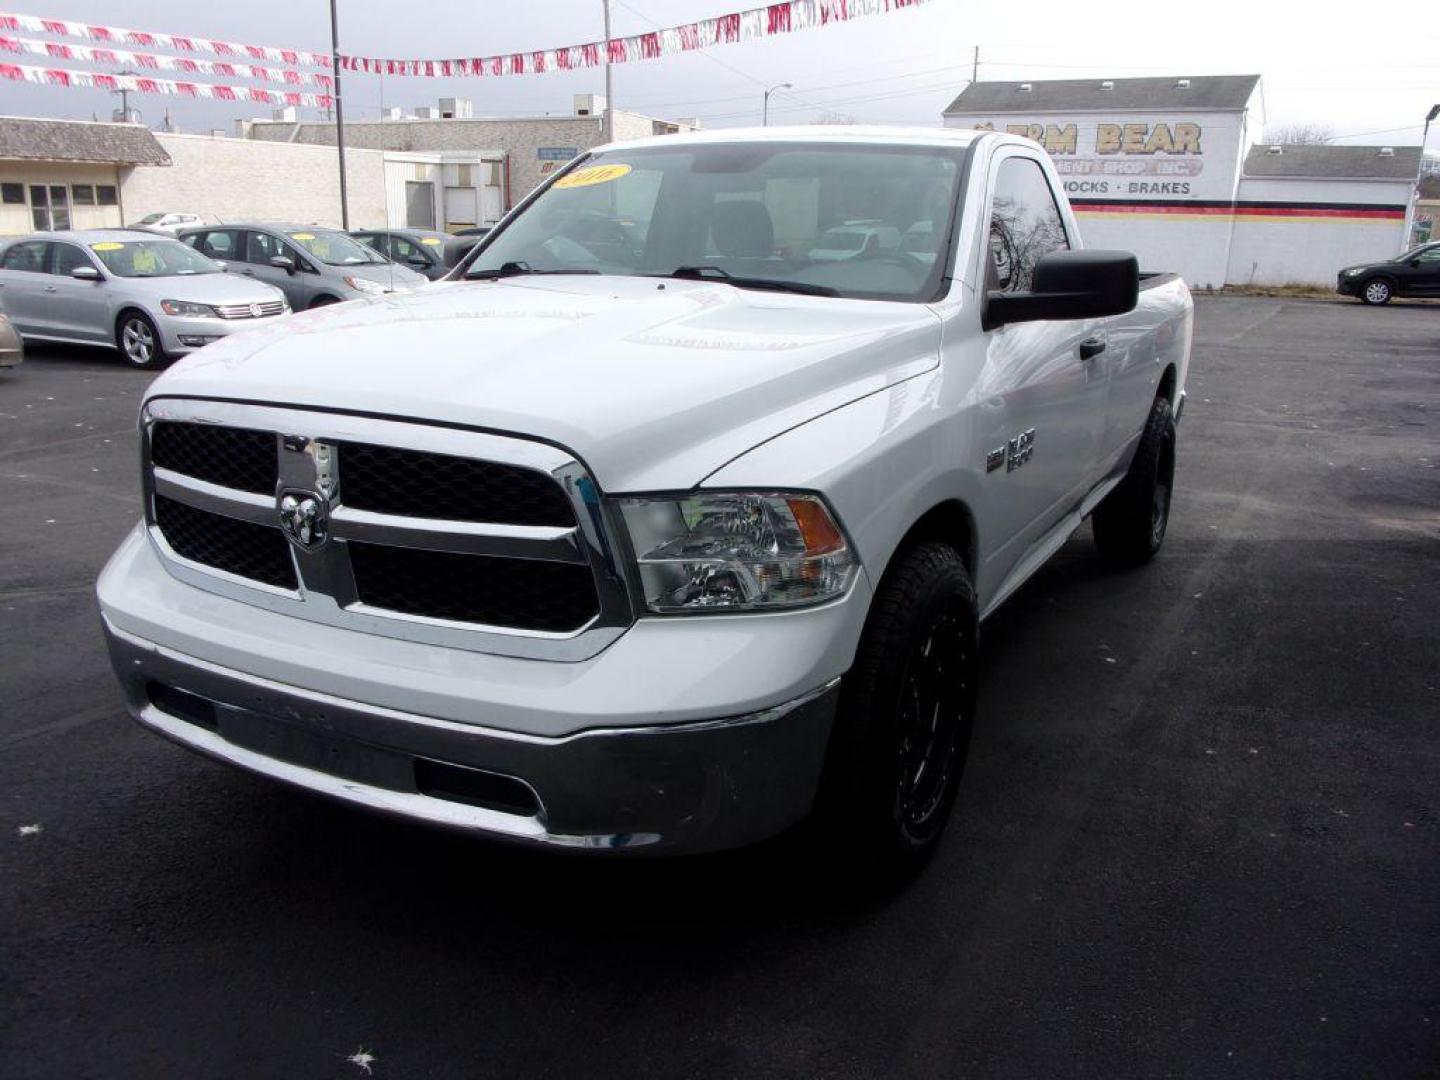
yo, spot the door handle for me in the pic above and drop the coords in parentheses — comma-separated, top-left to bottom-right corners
(43, 285, 58, 293)
(1079, 334, 1107, 360)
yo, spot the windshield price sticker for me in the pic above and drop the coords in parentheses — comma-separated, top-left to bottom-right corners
(554, 164, 632, 189)
(421, 237, 443, 245)
(292, 232, 316, 241)
(91, 242, 124, 251)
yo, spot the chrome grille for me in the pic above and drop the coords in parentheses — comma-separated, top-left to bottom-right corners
(141, 400, 633, 660)
(338, 442, 576, 527)
(151, 421, 276, 495)
(214, 300, 287, 320)
(154, 494, 297, 589)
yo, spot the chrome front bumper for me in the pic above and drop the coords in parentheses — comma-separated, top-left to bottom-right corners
(104, 620, 839, 854)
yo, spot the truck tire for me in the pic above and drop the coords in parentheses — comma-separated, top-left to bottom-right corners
(1092, 394, 1176, 566)
(814, 541, 978, 883)
(1360, 277, 1393, 305)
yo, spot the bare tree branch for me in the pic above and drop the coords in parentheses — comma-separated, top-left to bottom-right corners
(1265, 124, 1337, 146)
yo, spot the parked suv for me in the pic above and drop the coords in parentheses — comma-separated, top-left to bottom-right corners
(350, 228, 474, 281)
(1336, 241, 1440, 304)
(179, 223, 427, 310)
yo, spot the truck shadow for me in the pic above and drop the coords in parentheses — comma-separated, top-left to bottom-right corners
(208, 530, 1129, 935)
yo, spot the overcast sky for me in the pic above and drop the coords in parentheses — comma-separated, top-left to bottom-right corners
(5, 0, 1437, 152)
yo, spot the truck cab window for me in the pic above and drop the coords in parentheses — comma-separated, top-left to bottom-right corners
(988, 157, 1070, 292)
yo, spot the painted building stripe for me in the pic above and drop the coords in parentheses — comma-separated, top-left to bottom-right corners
(1069, 198, 1406, 222)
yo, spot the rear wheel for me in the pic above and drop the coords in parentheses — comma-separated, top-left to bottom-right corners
(309, 295, 341, 309)
(1093, 394, 1177, 566)
(814, 542, 978, 884)
(116, 311, 167, 370)
(1360, 277, 1393, 305)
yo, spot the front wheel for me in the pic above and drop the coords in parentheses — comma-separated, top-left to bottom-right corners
(1360, 278, 1393, 305)
(116, 312, 167, 370)
(813, 541, 978, 884)
(1092, 394, 1177, 566)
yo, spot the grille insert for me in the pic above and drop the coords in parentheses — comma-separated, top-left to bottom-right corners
(349, 542, 597, 632)
(154, 494, 296, 589)
(215, 300, 286, 320)
(151, 421, 277, 495)
(338, 443, 575, 527)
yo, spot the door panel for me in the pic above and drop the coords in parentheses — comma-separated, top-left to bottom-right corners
(977, 153, 1108, 578)
(406, 182, 436, 229)
(1410, 245, 1440, 296)
(46, 242, 111, 342)
(245, 231, 309, 308)
(0, 240, 54, 333)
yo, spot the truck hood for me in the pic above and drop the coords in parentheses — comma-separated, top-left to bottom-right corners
(148, 275, 941, 491)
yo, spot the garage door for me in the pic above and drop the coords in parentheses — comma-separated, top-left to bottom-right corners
(444, 186, 479, 231)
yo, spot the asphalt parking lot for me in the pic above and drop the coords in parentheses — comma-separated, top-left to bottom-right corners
(2, 296, 1436, 1079)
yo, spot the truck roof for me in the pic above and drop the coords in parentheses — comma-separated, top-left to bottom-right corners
(594, 124, 988, 155)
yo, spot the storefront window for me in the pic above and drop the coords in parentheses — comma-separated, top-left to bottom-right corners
(72, 185, 95, 206)
(96, 185, 118, 206)
(1, 183, 23, 204)
(28, 184, 72, 230)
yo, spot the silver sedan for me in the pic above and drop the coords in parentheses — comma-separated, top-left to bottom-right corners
(0, 229, 290, 369)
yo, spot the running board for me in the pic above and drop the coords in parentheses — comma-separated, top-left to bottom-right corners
(980, 473, 1125, 622)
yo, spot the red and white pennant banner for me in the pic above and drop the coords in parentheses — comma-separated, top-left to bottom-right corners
(0, 62, 333, 108)
(0, 34, 333, 88)
(340, 0, 930, 77)
(0, 11, 330, 68)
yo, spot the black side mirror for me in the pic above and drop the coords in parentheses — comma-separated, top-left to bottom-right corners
(270, 255, 296, 274)
(1409, 258, 1422, 268)
(983, 250, 1139, 331)
(407, 255, 430, 269)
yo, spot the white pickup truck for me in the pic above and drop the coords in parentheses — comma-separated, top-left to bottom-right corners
(98, 127, 1192, 879)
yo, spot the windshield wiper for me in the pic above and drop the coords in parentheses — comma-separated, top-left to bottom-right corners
(466, 261, 601, 280)
(658, 265, 838, 297)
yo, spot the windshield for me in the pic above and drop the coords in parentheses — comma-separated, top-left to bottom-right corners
(135, 213, 165, 225)
(288, 230, 386, 266)
(465, 142, 965, 301)
(90, 239, 219, 278)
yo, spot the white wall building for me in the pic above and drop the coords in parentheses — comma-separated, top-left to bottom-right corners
(126, 132, 389, 229)
(246, 93, 701, 222)
(1228, 144, 1421, 285)
(944, 76, 1421, 288)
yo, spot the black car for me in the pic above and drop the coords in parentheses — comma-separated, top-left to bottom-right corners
(1336, 241, 1440, 304)
(349, 228, 477, 281)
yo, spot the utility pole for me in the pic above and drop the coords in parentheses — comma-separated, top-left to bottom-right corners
(971, 46, 979, 83)
(1408, 104, 1440, 248)
(111, 69, 136, 122)
(602, 0, 614, 143)
(329, 0, 350, 228)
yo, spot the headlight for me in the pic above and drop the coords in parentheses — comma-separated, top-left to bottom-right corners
(1345, 268, 1364, 276)
(159, 299, 218, 317)
(618, 492, 858, 613)
(344, 275, 389, 295)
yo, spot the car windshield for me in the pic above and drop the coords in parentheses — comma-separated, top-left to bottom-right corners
(465, 142, 966, 301)
(288, 230, 386, 265)
(134, 213, 166, 225)
(90, 238, 219, 278)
